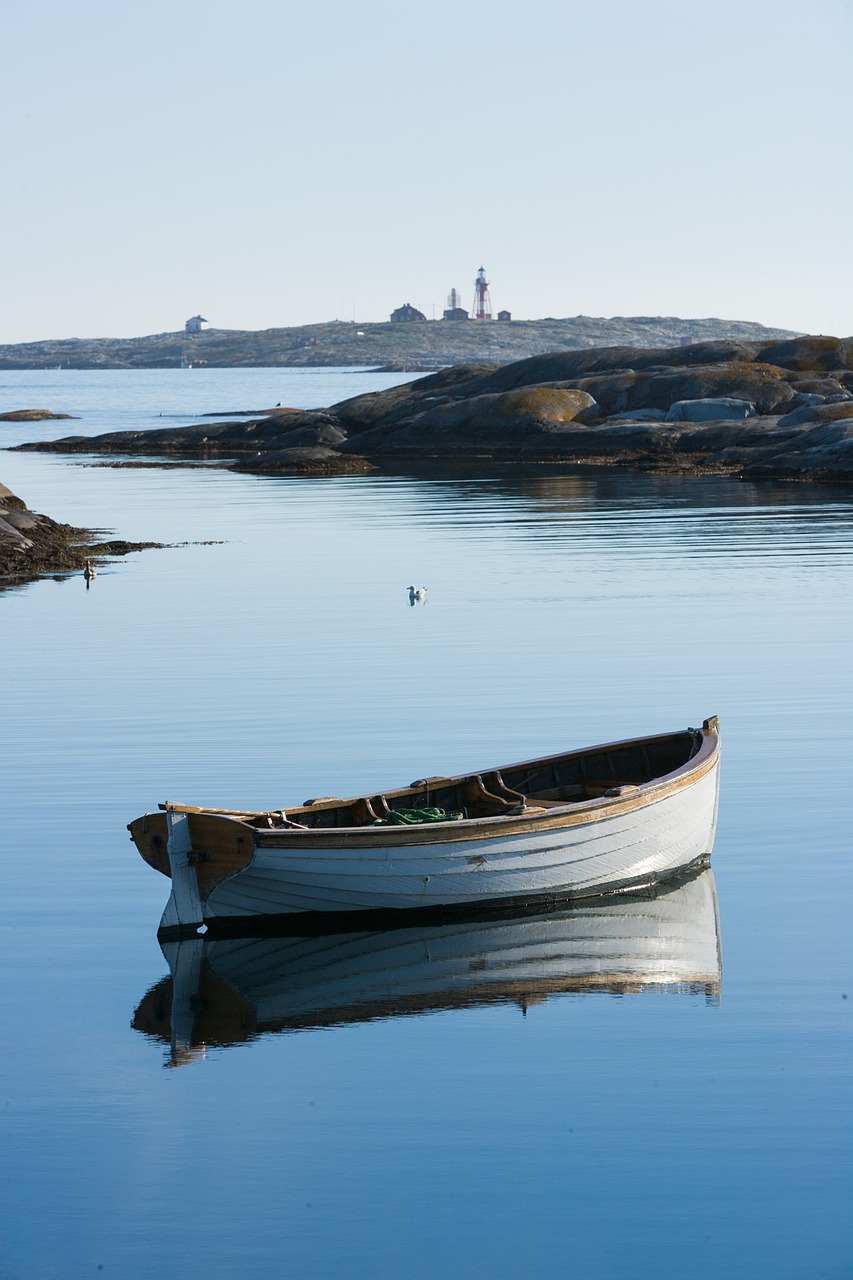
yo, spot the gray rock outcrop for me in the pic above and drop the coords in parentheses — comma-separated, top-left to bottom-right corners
(14, 335, 853, 488)
(665, 398, 756, 423)
(0, 482, 163, 590)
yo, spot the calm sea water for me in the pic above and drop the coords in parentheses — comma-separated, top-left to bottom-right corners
(1, 369, 851, 1279)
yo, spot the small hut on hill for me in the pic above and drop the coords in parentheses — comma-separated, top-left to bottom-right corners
(390, 303, 426, 323)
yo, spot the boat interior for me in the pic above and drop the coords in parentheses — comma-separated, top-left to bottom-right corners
(233, 728, 704, 831)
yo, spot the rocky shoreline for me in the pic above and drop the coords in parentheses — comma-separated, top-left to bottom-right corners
(0, 483, 163, 590)
(12, 336, 853, 488)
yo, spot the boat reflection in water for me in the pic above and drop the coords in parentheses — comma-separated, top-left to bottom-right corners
(133, 868, 721, 1066)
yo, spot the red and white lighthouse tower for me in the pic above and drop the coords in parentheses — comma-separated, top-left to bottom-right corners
(472, 265, 492, 320)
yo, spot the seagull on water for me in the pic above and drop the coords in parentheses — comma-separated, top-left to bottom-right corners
(408, 585, 427, 605)
(84, 560, 96, 589)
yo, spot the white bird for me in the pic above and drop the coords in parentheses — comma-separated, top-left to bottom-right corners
(408, 585, 427, 605)
(83, 559, 96, 582)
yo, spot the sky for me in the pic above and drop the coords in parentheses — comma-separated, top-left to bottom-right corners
(1, 0, 851, 344)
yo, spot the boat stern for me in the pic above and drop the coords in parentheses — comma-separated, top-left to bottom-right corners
(129, 806, 259, 937)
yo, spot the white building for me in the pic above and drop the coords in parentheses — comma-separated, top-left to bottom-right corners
(185, 315, 208, 333)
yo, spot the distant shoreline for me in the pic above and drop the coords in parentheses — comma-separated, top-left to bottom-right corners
(0, 315, 800, 372)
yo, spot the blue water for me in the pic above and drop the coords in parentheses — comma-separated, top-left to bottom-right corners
(1, 370, 851, 1279)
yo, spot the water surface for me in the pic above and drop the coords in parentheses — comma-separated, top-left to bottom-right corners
(1, 370, 850, 1279)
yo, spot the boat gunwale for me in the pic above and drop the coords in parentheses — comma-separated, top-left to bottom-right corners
(133, 721, 719, 865)
(244, 721, 720, 849)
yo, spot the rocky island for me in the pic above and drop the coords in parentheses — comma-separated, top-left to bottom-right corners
(0, 409, 75, 422)
(13, 336, 853, 488)
(0, 315, 797, 371)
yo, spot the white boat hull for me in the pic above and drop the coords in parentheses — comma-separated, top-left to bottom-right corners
(159, 758, 719, 927)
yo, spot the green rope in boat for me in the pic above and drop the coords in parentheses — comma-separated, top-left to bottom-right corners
(374, 807, 464, 826)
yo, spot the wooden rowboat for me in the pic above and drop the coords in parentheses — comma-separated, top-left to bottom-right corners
(133, 868, 722, 1064)
(128, 717, 720, 938)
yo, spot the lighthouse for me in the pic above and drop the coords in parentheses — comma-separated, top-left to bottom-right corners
(472, 266, 492, 321)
